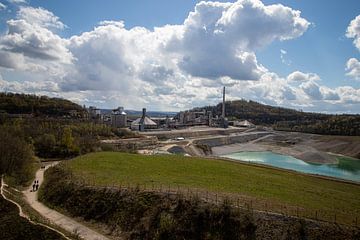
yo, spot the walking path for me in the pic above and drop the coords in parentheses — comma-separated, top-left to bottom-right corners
(23, 162, 111, 240)
(1, 175, 71, 240)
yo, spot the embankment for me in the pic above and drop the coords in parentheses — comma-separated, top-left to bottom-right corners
(39, 165, 360, 240)
(190, 132, 271, 155)
(39, 166, 256, 240)
(193, 132, 270, 148)
(0, 179, 65, 240)
(101, 136, 158, 151)
(142, 127, 247, 140)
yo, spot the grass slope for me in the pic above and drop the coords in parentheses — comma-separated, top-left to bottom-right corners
(67, 152, 360, 225)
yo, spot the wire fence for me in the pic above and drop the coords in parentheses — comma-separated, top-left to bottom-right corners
(70, 175, 359, 228)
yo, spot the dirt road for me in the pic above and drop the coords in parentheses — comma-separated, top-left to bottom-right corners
(23, 163, 112, 240)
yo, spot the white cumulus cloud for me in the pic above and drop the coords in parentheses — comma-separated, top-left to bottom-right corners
(17, 6, 66, 30)
(347, 15, 360, 51)
(0, 0, 359, 113)
(168, 0, 309, 80)
(345, 58, 360, 81)
(287, 71, 320, 82)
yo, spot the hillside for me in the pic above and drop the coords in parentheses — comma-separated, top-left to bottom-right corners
(38, 152, 360, 239)
(0, 188, 64, 240)
(0, 92, 86, 118)
(64, 152, 360, 225)
(196, 99, 360, 136)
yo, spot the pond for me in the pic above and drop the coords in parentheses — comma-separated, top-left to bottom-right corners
(221, 151, 360, 182)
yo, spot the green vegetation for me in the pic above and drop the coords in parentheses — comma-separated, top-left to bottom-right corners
(40, 159, 360, 239)
(0, 125, 36, 185)
(40, 166, 257, 240)
(66, 152, 360, 225)
(0, 92, 86, 117)
(0, 92, 138, 161)
(0, 192, 64, 240)
(195, 99, 360, 135)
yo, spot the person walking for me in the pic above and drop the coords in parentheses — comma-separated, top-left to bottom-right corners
(35, 181, 39, 191)
(32, 181, 36, 192)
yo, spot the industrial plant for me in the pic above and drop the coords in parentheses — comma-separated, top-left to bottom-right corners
(88, 87, 232, 132)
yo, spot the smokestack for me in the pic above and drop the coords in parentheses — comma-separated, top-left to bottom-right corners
(222, 86, 225, 118)
(142, 108, 146, 119)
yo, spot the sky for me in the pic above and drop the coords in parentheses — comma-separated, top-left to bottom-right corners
(0, 0, 359, 113)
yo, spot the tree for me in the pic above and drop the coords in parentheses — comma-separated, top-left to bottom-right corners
(60, 126, 79, 157)
(34, 133, 57, 158)
(0, 125, 34, 183)
(61, 126, 74, 149)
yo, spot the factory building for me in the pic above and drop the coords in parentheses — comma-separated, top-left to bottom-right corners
(174, 86, 228, 128)
(131, 108, 157, 131)
(88, 106, 102, 123)
(111, 107, 127, 128)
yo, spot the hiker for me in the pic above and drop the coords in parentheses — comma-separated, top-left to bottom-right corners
(36, 182, 39, 191)
(32, 182, 36, 192)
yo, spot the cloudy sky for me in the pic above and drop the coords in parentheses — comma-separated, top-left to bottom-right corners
(0, 0, 359, 113)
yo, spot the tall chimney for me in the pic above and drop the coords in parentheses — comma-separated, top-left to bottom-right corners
(222, 86, 225, 118)
(142, 108, 146, 119)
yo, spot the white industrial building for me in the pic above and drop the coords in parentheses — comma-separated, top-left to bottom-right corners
(131, 108, 157, 131)
(111, 107, 127, 128)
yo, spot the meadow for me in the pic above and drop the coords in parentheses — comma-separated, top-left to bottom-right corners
(66, 152, 360, 225)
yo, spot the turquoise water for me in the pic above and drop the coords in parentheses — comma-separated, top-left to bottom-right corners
(222, 151, 360, 182)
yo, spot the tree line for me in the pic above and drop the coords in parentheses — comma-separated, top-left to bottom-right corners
(196, 99, 360, 136)
(0, 92, 87, 117)
(0, 92, 137, 184)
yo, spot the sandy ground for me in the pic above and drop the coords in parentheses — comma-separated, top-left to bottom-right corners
(208, 132, 344, 164)
(212, 142, 338, 164)
(147, 128, 359, 165)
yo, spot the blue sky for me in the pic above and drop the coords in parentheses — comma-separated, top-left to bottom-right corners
(0, 0, 359, 113)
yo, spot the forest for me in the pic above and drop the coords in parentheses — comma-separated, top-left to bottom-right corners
(197, 99, 360, 136)
(0, 92, 135, 185)
(0, 92, 86, 117)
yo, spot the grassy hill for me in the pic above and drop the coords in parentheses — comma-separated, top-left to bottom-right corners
(195, 99, 360, 135)
(64, 152, 360, 225)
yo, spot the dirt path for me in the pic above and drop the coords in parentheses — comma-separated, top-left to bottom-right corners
(23, 163, 111, 240)
(1, 175, 71, 240)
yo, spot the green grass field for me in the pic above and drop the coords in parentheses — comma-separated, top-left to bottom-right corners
(65, 152, 360, 225)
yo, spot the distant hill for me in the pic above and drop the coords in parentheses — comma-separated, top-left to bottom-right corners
(194, 99, 360, 136)
(0, 92, 86, 118)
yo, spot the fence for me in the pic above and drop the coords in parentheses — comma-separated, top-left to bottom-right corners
(69, 174, 359, 228)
